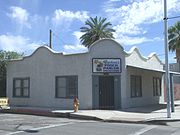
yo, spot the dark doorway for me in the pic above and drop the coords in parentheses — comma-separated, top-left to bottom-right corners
(99, 76, 114, 109)
(0, 77, 6, 97)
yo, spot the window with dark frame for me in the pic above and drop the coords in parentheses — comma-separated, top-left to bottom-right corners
(153, 77, 161, 96)
(131, 75, 142, 98)
(56, 76, 78, 98)
(13, 78, 30, 97)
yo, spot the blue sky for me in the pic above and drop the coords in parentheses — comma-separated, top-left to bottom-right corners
(0, 0, 180, 62)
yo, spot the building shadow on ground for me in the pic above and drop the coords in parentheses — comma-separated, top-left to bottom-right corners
(120, 103, 179, 113)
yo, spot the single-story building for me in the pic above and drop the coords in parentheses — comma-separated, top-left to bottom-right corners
(7, 39, 165, 109)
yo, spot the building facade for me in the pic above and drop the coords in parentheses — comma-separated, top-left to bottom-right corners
(7, 39, 165, 109)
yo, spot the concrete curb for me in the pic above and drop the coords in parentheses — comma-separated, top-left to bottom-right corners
(102, 119, 145, 124)
(70, 113, 102, 121)
(1, 108, 180, 125)
(0, 108, 57, 117)
(144, 119, 180, 125)
(69, 114, 178, 125)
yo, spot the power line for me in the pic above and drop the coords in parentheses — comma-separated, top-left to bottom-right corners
(156, 52, 174, 57)
(168, 15, 180, 20)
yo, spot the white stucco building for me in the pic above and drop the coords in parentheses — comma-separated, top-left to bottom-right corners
(7, 39, 165, 109)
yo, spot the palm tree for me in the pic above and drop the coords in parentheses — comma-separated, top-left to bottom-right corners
(80, 16, 115, 48)
(168, 21, 180, 62)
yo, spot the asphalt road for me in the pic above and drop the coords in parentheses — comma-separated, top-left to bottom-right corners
(0, 113, 180, 135)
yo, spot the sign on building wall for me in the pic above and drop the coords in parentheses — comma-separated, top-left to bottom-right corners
(92, 58, 121, 73)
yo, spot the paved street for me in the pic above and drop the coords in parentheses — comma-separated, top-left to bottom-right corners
(0, 113, 180, 135)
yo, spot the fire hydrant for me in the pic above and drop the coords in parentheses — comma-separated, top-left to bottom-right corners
(73, 97, 79, 112)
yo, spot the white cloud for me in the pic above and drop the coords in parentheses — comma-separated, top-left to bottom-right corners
(73, 31, 84, 39)
(7, 6, 31, 28)
(153, 37, 163, 41)
(5, 7, 90, 53)
(103, 0, 180, 46)
(64, 44, 86, 52)
(105, 0, 164, 28)
(114, 33, 162, 46)
(113, 23, 146, 35)
(168, 0, 180, 14)
(63, 44, 87, 54)
(63, 31, 87, 54)
(109, 0, 120, 2)
(124, 0, 163, 24)
(115, 35, 150, 45)
(0, 34, 41, 52)
(72, 31, 84, 44)
(52, 9, 89, 27)
(106, 0, 180, 24)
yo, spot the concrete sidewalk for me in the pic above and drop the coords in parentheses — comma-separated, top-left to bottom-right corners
(52, 104, 180, 124)
(52, 100, 180, 124)
(1, 101, 180, 125)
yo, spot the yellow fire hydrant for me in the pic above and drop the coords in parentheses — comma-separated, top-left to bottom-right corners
(73, 97, 79, 112)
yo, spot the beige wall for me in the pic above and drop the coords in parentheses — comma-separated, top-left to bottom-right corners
(7, 39, 126, 109)
(126, 66, 163, 108)
(7, 39, 164, 109)
(7, 48, 92, 109)
(126, 47, 164, 71)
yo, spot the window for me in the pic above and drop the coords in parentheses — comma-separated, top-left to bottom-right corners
(56, 76, 78, 98)
(13, 78, 30, 97)
(153, 77, 161, 96)
(131, 75, 142, 98)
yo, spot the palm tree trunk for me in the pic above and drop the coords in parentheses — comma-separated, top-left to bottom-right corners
(176, 48, 180, 63)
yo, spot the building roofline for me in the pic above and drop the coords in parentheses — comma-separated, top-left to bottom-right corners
(88, 38, 124, 52)
(125, 46, 164, 65)
(127, 65, 180, 75)
(127, 65, 165, 73)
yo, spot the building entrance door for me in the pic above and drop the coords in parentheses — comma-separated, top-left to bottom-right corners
(99, 76, 114, 109)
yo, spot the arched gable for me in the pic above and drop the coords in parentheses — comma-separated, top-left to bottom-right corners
(126, 47, 164, 71)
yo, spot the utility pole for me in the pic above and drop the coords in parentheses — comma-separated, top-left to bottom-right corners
(49, 29, 52, 49)
(163, 0, 171, 118)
